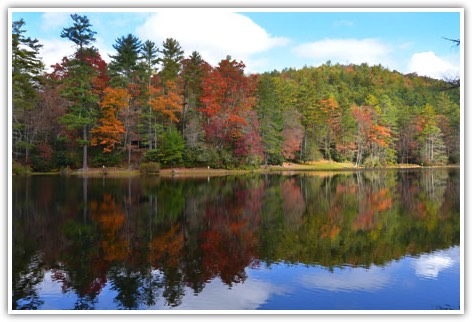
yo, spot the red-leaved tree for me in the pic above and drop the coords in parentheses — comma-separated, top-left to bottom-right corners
(199, 57, 262, 165)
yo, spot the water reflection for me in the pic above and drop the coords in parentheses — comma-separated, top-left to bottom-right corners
(413, 247, 458, 280)
(298, 266, 391, 293)
(12, 169, 460, 310)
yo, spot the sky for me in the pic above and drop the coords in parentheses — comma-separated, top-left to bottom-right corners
(11, 9, 461, 79)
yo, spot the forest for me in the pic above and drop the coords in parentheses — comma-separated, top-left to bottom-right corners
(12, 14, 460, 172)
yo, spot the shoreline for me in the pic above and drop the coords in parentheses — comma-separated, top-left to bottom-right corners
(22, 162, 460, 178)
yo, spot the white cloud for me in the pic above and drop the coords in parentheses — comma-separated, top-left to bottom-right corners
(38, 38, 75, 70)
(407, 51, 460, 80)
(94, 36, 114, 63)
(38, 37, 112, 71)
(293, 38, 392, 67)
(413, 247, 458, 279)
(135, 11, 289, 71)
(41, 12, 70, 32)
(299, 265, 391, 292)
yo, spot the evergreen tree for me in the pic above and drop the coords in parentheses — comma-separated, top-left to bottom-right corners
(140, 40, 160, 150)
(58, 14, 100, 171)
(108, 34, 143, 85)
(180, 51, 204, 134)
(296, 75, 322, 162)
(11, 19, 44, 164)
(60, 14, 96, 50)
(158, 126, 185, 166)
(108, 34, 143, 166)
(159, 38, 184, 85)
(255, 74, 284, 165)
(180, 51, 210, 158)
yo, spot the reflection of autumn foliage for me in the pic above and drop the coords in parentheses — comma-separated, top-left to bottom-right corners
(352, 188, 393, 231)
(90, 193, 128, 261)
(149, 224, 184, 268)
(199, 182, 262, 286)
(281, 178, 305, 230)
(320, 183, 358, 239)
(335, 183, 358, 195)
(12, 171, 460, 308)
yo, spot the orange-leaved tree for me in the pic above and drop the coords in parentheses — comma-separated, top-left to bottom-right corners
(352, 104, 392, 166)
(91, 87, 127, 153)
(148, 80, 182, 124)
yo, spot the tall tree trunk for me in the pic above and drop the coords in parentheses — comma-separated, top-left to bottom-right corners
(25, 146, 29, 165)
(304, 135, 307, 161)
(83, 125, 88, 171)
(128, 144, 132, 169)
(299, 136, 303, 161)
(356, 145, 362, 167)
(148, 82, 153, 150)
(149, 107, 153, 150)
(431, 136, 434, 163)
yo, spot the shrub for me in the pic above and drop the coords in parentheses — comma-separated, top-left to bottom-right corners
(91, 152, 122, 167)
(143, 149, 160, 163)
(140, 162, 160, 175)
(159, 127, 185, 166)
(12, 161, 31, 175)
(364, 155, 382, 168)
(30, 143, 55, 172)
(59, 166, 72, 176)
(143, 127, 185, 167)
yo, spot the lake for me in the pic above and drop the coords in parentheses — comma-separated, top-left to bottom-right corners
(11, 169, 461, 311)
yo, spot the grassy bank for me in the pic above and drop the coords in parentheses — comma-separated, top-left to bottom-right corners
(47, 167, 141, 177)
(22, 161, 458, 178)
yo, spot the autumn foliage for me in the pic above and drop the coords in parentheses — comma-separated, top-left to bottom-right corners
(13, 15, 459, 170)
(148, 80, 182, 124)
(91, 88, 127, 153)
(199, 58, 261, 163)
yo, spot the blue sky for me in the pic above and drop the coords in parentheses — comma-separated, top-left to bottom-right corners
(11, 9, 461, 79)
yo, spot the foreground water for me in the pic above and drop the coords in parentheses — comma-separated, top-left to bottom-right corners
(12, 169, 460, 311)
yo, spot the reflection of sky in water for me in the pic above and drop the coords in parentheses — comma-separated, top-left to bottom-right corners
(31, 246, 460, 310)
(36, 272, 78, 310)
(297, 266, 390, 292)
(249, 246, 460, 310)
(168, 279, 288, 310)
(412, 247, 458, 279)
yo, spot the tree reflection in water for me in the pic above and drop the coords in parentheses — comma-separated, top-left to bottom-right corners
(12, 169, 460, 309)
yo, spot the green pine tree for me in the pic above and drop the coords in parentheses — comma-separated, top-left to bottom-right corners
(58, 14, 99, 171)
(12, 19, 44, 164)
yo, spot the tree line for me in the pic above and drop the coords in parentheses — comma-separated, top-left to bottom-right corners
(12, 14, 460, 172)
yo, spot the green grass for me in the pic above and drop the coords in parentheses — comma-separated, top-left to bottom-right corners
(21, 161, 458, 178)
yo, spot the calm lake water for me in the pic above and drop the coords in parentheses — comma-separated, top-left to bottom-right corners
(11, 169, 460, 311)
